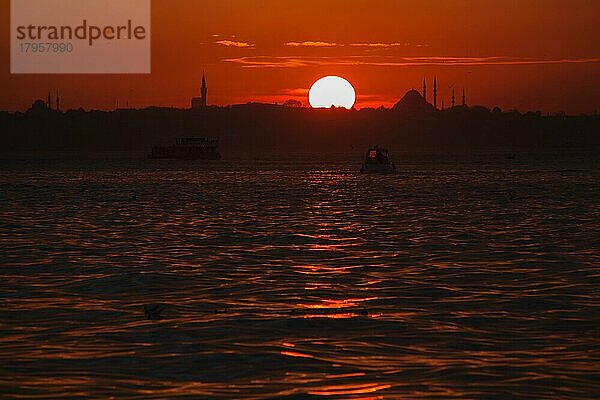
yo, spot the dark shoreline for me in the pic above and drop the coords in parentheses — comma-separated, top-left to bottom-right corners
(2, 104, 599, 156)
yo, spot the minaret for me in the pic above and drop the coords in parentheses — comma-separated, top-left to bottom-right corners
(201, 73, 207, 108)
(441, 99, 445, 111)
(451, 88, 455, 108)
(47, 92, 52, 110)
(56, 90, 60, 112)
(422, 78, 427, 102)
(433, 77, 438, 110)
(462, 88, 466, 106)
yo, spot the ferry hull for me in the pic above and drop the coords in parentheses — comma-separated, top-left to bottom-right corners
(149, 137, 221, 160)
(148, 147, 221, 160)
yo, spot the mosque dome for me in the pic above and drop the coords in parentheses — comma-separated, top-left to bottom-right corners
(392, 90, 433, 114)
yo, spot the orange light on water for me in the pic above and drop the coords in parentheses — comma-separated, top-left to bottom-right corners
(281, 350, 315, 359)
(308, 383, 392, 396)
(302, 313, 357, 319)
(300, 297, 378, 309)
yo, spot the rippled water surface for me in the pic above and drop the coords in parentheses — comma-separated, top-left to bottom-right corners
(1, 153, 599, 399)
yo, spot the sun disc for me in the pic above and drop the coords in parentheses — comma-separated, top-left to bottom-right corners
(309, 76, 356, 109)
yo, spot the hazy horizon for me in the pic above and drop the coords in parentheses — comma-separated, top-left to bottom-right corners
(7, 93, 599, 116)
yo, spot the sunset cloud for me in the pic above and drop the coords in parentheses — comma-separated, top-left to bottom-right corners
(285, 41, 338, 47)
(281, 88, 310, 96)
(216, 40, 254, 48)
(284, 41, 426, 48)
(349, 42, 427, 48)
(224, 55, 600, 68)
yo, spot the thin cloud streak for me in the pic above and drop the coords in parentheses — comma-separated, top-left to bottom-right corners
(281, 88, 310, 96)
(349, 42, 427, 48)
(285, 41, 338, 47)
(216, 40, 254, 48)
(284, 41, 426, 48)
(223, 55, 600, 68)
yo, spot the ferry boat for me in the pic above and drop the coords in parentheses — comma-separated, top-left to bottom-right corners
(360, 146, 396, 174)
(149, 137, 221, 160)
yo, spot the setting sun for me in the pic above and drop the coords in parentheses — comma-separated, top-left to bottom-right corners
(309, 76, 356, 109)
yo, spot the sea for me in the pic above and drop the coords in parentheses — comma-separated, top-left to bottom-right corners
(1, 152, 599, 399)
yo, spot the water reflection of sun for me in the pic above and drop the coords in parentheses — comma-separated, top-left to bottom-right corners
(300, 297, 378, 309)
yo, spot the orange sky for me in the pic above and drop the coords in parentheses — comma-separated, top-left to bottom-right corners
(1, 0, 599, 113)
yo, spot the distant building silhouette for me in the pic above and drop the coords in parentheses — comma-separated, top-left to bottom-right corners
(393, 89, 434, 115)
(462, 88, 466, 106)
(47, 92, 52, 110)
(422, 78, 427, 102)
(56, 90, 60, 112)
(452, 87, 455, 108)
(433, 77, 438, 110)
(28, 99, 50, 113)
(201, 73, 207, 108)
(191, 73, 208, 110)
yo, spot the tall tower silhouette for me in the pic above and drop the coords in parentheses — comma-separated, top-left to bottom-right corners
(422, 78, 427, 102)
(201, 73, 207, 108)
(56, 90, 60, 112)
(451, 87, 455, 108)
(462, 88, 466, 106)
(433, 77, 438, 110)
(47, 92, 52, 110)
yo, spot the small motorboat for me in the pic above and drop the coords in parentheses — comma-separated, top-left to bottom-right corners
(360, 146, 396, 174)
